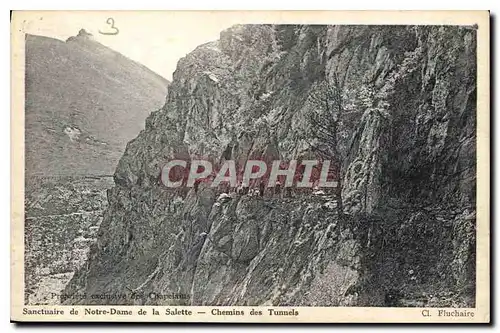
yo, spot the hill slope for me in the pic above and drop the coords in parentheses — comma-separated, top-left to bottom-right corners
(24, 30, 169, 305)
(25, 30, 169, 176)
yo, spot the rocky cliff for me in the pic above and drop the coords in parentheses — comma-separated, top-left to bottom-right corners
(64, 25, 476, 307)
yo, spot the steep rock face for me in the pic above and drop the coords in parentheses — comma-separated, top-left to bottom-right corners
(64, 25, 476, 307)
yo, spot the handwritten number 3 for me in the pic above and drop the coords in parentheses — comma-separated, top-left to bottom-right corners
(99, 18, 119, 36)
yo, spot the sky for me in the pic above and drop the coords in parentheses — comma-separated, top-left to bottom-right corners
(18, 11, 238, 80)
(16, 10, 483, 81)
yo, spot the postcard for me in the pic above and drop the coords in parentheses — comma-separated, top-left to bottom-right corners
(11, 10, 490, 323)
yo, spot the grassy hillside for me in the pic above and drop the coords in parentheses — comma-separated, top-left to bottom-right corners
(25, 32, 169, 176)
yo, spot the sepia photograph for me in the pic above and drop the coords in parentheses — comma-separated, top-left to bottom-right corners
(10, 10, 490, 323)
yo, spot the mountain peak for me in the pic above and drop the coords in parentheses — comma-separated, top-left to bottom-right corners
(25, 32, 168, 177)
(65, 28, 95, 43)
(76, 28, 94, 40)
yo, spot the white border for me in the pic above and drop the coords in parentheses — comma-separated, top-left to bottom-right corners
(4, 2, 497, 333)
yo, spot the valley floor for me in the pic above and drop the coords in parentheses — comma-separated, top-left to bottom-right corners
(24, 176, 113, 305)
